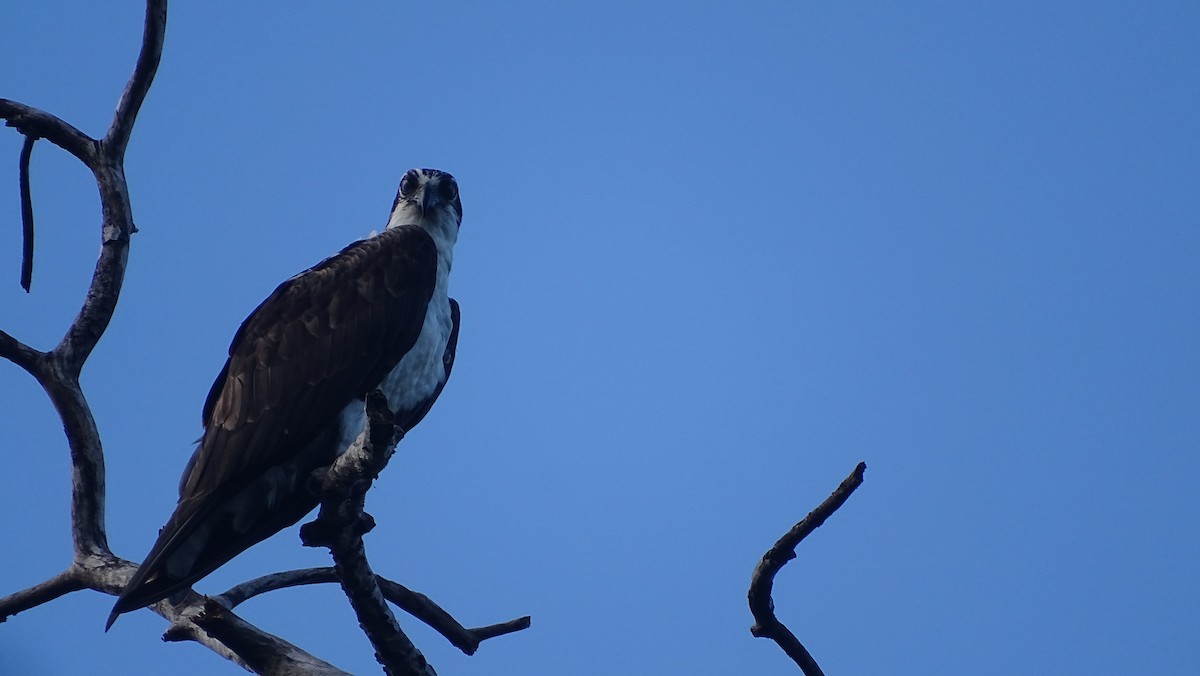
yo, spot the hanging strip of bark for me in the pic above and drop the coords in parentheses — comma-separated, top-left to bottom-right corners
(18, 134, 35, 292)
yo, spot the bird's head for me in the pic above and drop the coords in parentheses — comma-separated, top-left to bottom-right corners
(386, 168, 463, 239)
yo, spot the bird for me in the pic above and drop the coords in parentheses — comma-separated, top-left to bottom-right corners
(106, 168, 463, 630)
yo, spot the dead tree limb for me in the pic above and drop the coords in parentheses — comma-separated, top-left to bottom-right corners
(0, 1, 342, 671)
(748, 462, 867, 675)
(216, 568, 531, 657)
(301, 392, 435, 676)
(4, 3, 527, 673)
(1, 0, 168, 571)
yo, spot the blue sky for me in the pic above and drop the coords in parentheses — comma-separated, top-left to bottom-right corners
(2, 2, 1198, 674)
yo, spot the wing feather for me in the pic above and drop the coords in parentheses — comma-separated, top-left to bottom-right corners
(110, 225, 439, 622)
(184, 225, 436, 497)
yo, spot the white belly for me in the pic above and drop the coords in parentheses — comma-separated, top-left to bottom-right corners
(379, 295, 453, 415)
(331, 293, 452, 453)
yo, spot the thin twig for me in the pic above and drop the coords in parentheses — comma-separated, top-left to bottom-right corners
(374, 578, 530, 656)
(748, 462, 867, 675)
(216, 567, 530, 657)
(215, 568, 344, 609)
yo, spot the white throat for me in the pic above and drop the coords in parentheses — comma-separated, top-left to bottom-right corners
(385, 206, 458, 274)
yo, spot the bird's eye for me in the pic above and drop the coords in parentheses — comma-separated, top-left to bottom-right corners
(399, 171, 421, 198)
(437, 178, 459, 203)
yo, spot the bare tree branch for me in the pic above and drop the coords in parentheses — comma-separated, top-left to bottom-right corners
(748, 461, 867, 675)
(214, 568, 343, 609)
(302, 392, 436, 676)
(45, 373, 112, 558)
(0, 1, 350, 671)
(0, 329, 44, 377)
(0, 0, 169, 561)
(105, 0, 167, 157)
(185, 601, 351, 676)
(5, 4, 526, 673)
(53, 1, 166, 370)
(216, 568, 531, 656)
(0, 569, 84, 621)
(0, 99, 97, 167)
(374, 578, 530, 656)
(0, 555, 342, 675)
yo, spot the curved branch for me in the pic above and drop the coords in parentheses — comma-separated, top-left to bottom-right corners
(0, 3, 169, 563)
(0, 1, 346, 671)
(748, 462, 866, 675)
(53, 160, 134, 371)
(104, 0, 167, 156)
(38, 373, 111, 558)
(374, 578, 530, 657)
(0, 99, 97, 166)
(215, 568, 342, 609)
(55, 0, 166, 371)
(216, 568, 531, 656)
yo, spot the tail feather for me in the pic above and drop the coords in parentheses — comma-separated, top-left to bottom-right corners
(106, 478, 321, 630)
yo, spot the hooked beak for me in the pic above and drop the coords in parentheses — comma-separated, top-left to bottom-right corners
(420, 185, 439, 216)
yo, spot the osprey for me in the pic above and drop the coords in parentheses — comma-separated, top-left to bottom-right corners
(107, 168, 463, 630)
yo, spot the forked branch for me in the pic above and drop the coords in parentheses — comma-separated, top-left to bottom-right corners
(3, 3, 528, 673)
(301, 392, 435, 676)
(0, 0, 341, 671)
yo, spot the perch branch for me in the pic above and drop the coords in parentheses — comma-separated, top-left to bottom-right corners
(5, 2, 523, 673)
(302, 391, 435, 676)
(748, 461, 866, 676)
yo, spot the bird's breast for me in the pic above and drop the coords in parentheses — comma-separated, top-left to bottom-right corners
(377, 292, 453, 424)
(329, 294, 451, 456)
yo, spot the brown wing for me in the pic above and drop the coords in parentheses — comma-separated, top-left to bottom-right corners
(107, 225, 437, 627)
(184, 224, 437, 498)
